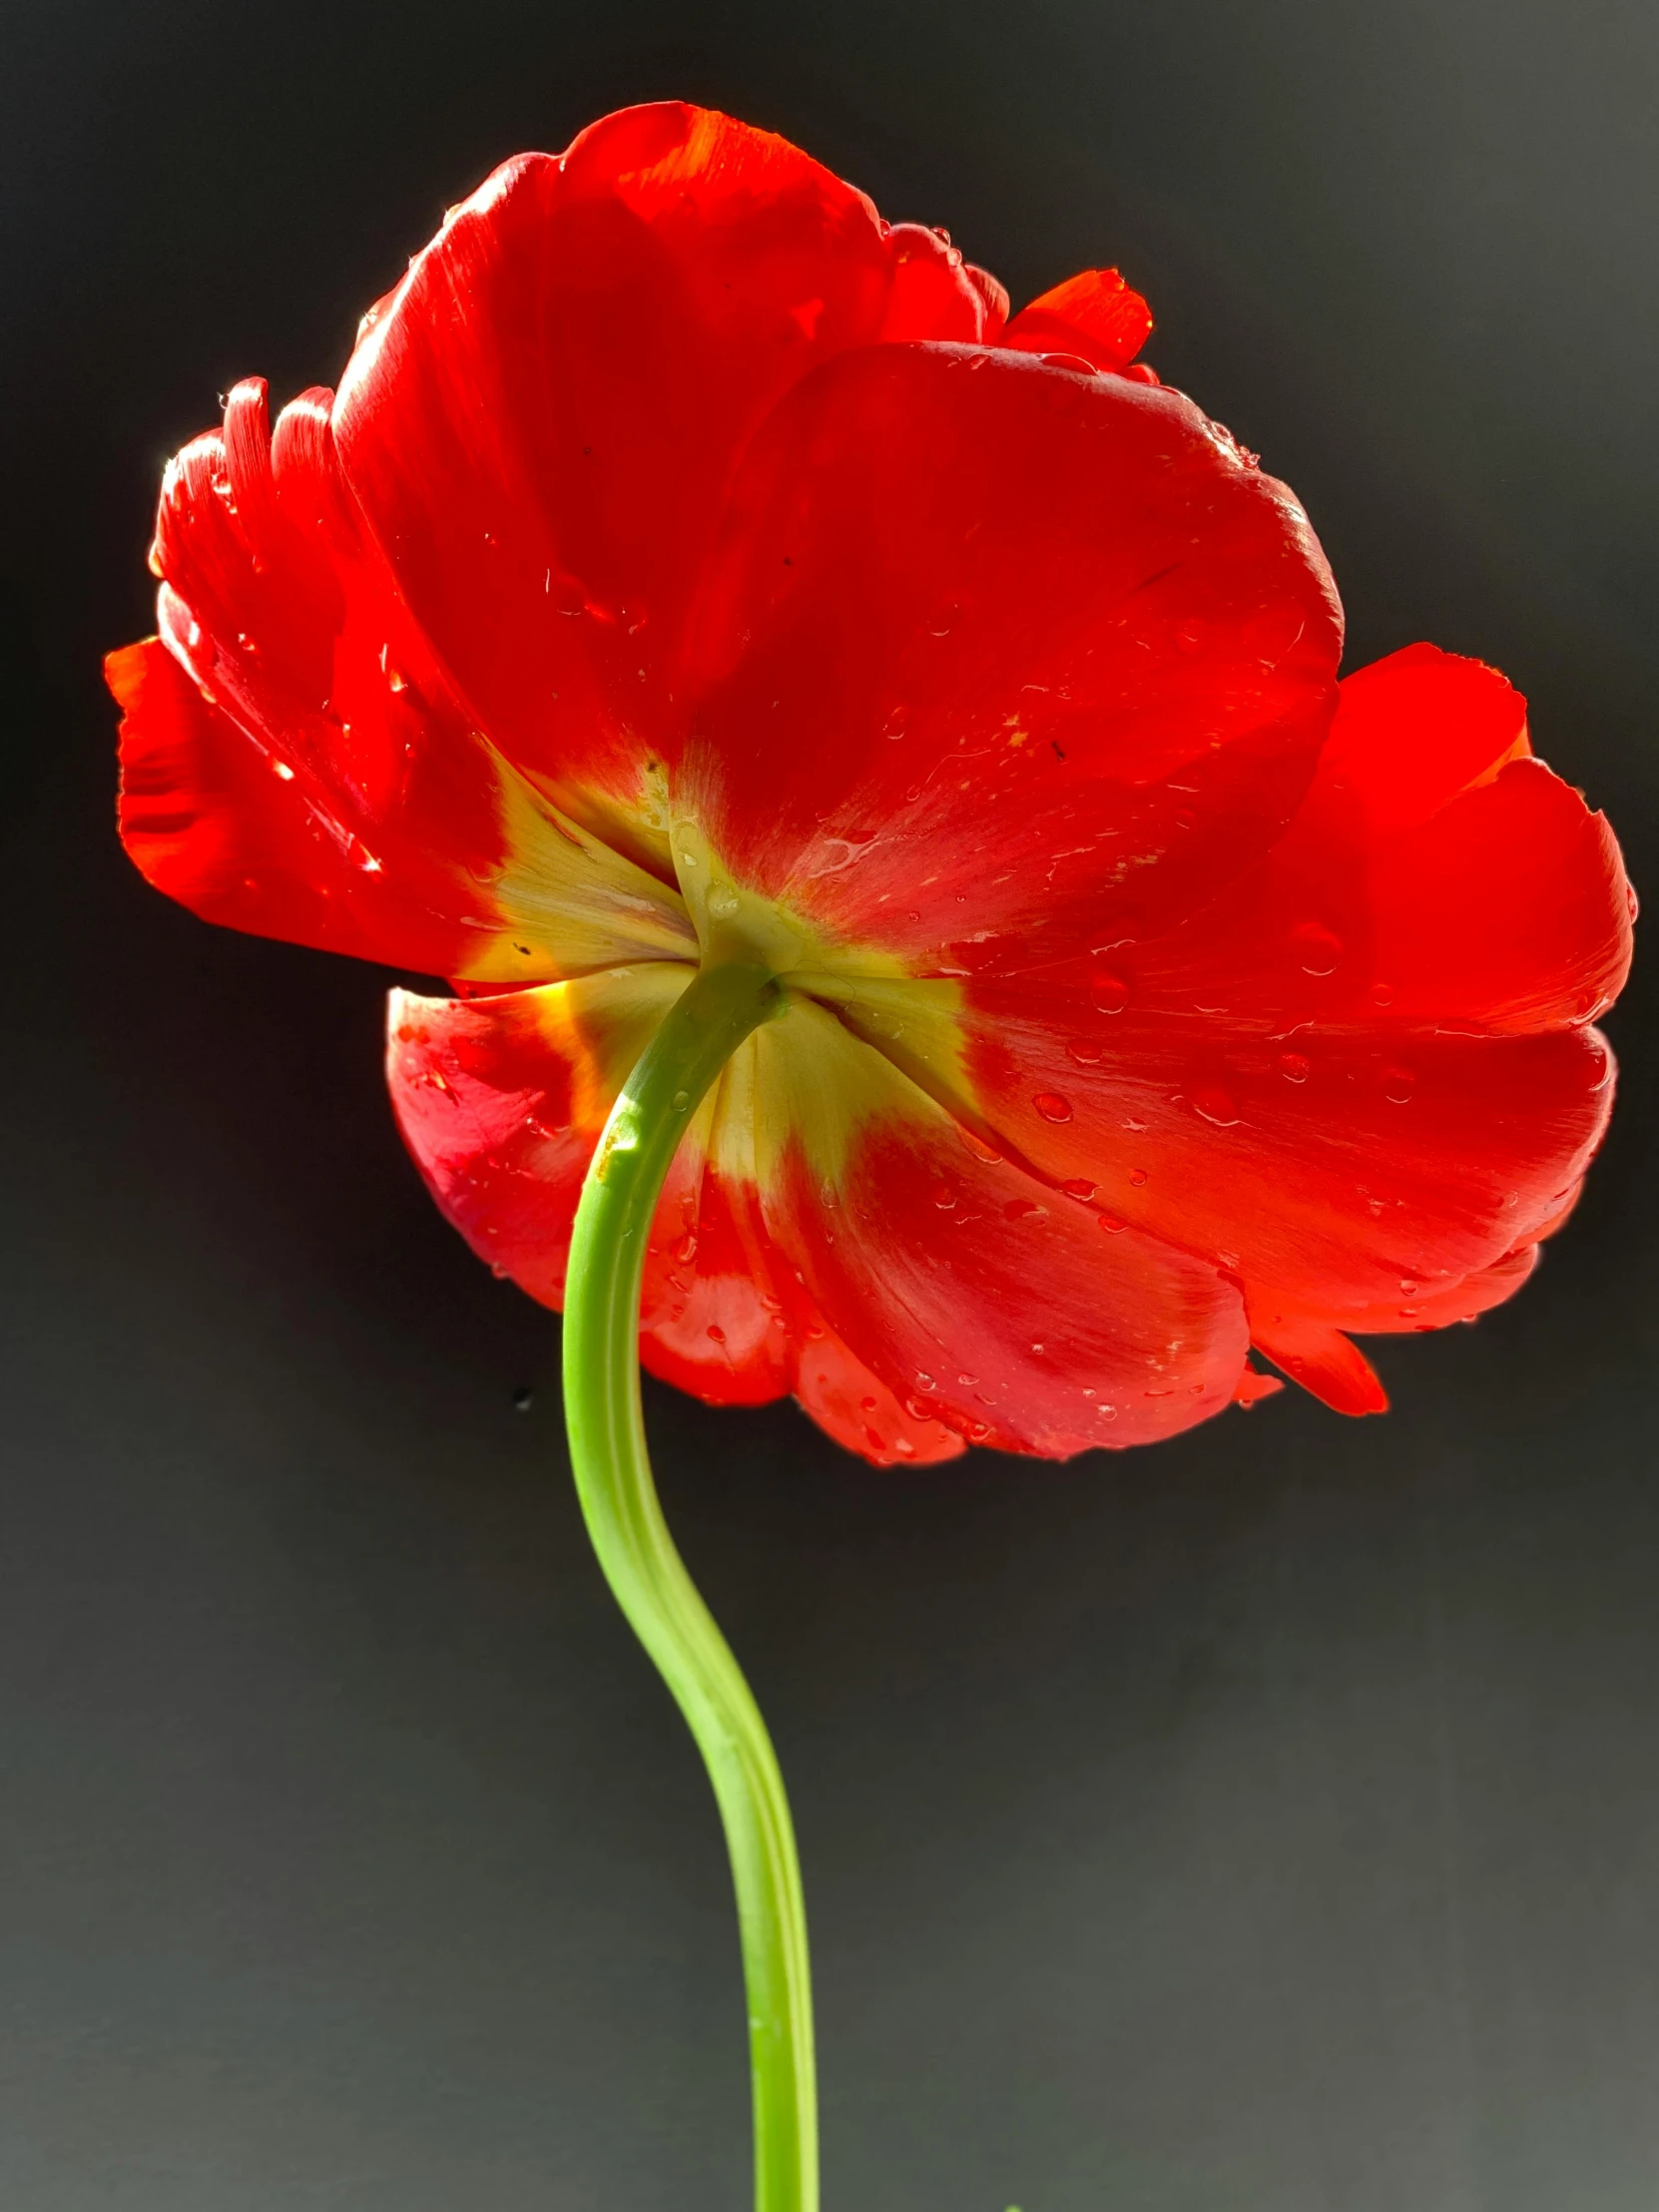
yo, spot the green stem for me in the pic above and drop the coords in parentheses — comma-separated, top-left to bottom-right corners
(561, 959, 818, 2212)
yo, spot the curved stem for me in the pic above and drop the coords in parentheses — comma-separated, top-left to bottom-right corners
(561, 960, 817, 2212)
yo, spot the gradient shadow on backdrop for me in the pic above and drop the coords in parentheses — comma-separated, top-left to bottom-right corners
(2, 0, 1657, 2206)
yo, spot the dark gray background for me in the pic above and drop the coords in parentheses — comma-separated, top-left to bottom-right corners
(3, 1, 1656, 2205)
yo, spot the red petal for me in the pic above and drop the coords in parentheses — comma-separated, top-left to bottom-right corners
(964, 985, 1614, 1349)
(1309, 643, 1531, 836)
(637, 1162, 796, 1406)
(386, 973, 1245, 1459)
(1001, 269, 1154, 370)
(1249, 1316, 1388, 1415)
(386, 976, 625, 1307)
(876, 224, 992, 341)
(1364, 762, 1631, 1032)
(1113, 648, 1633, 1037)
(684, 342, 1341, 968)
(1360, 1240, 1540, 1333)
(791, 1322, 966, 1467)
(749, 996, 1249, 1455)
(1231, 1364, 1285, 1408)
(963, 264, 1011, 337)
(110, 634, 481, 973)
(331, 105, 988, 820)
(943, 641, 1629, 1409)
(384, 972, 968, 1463)
(112, 379, 692, 979)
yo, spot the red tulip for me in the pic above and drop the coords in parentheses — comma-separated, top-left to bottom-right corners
(108, 101, 1633, 1463)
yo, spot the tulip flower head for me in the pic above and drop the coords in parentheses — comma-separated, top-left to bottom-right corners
(110, 104, 1631, 1462)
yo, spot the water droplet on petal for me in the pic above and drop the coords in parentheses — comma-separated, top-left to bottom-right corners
(1370, 980, 1394, 1008)
(1192, 1083, 1240, 1126)
(1061, 1178, 1097, 1201)
(706, 1324, 727, 1345)
(1381, 1064, 1416, 1105)
(1067, 1038, 1105, 1067)
(674, 1233, 698, 1264)
(806, 834, 872, 879)
(1004, 1198, 1046, 1223)
(931, 1182, 956, 1209)
(1129, 1167, 1149, 1187)
(707, 884, 741, 919)
(1278, 1051, 1311, 1083)
(1090, 971, 1130, 1014)
(1098, 1213, 1128, 1234)
(1032, 1091, 1073, 1123)
(1289, 920, 1343, 976)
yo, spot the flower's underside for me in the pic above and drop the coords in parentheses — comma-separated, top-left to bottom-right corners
(109, 102, 1632, 1462)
